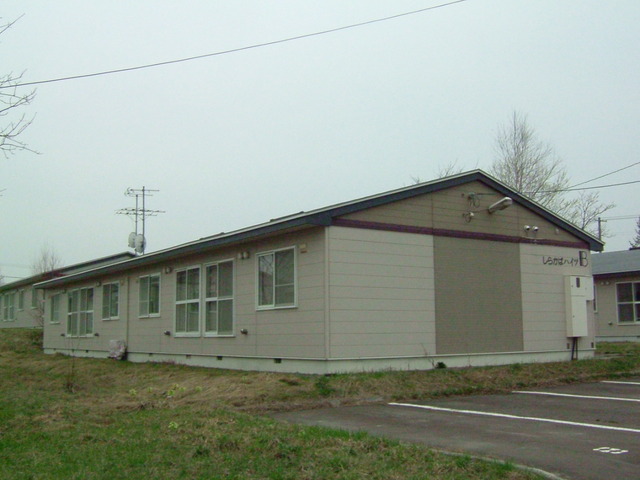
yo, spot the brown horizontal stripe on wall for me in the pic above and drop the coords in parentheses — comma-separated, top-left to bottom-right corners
(332, 218, 588, 250)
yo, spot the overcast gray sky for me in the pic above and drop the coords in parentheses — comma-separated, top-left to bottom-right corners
(1, 0, 639, 281)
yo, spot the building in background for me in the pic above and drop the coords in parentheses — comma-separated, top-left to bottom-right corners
(0, 252, 134, 329)
(593, 248, 640, 342)
(36, 171, 601, 373)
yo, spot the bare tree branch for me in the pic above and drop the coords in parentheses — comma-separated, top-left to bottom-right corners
(630, 217, 640, 248)
(564, 191, 615, 237)
(31, 244, 63, 275)
(0, 17, 37, 159)
(435, 160, 465, 178)
(490, 111, 614, 236)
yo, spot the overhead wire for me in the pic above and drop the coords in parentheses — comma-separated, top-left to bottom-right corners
(602, 214, 639, 221)
(0, 0, 468, 89)
(569, 161, 640, 188)
(527, 179, 640, 195)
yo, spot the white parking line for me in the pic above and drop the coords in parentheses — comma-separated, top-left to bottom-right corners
(602, 381, 640, 386)
(389, 402, 640, 434)
(513, 391, 640, 403)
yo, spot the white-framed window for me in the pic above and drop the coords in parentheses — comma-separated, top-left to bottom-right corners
(204, 260, 234, 336)
(175, 266, 200, 336)
(18, 290, 25, 311)
(257, 247, 296, 309)
(31, 287, 39, 309)
(2, 293, 16, 321)
(67, 287, 94, 337)
(616, 282, 640, 324)
(50, 294, 61, 324)
(102, 282, 119, 320)
(139, 273, 161, 317)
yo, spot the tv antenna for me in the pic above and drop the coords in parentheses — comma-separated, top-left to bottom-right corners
(116, 186, 165, 255)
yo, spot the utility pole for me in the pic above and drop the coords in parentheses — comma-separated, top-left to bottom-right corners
(116, 187, 165, 255)
(597, 217, 607, 241)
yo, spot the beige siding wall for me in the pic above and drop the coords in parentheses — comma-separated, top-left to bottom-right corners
(44, 227, 328, 359)
(43, 288, 68, 349)
(342, 180, 580, 244)
(434, 237, 523, 354)
(594, 274, 640, 341)
(43, 277, 130, 352)
(519, 244, 594, 351)
(327, 226, 436, 358)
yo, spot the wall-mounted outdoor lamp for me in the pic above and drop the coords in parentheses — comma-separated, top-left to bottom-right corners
(487, 197, 513, 214)
(163, 330, 171, 336)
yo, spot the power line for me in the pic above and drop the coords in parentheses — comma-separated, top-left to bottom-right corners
(570, 162, 640, 189)
(527, 179, 640, 195)
(602, 214, 639, 221)
(0, 0, 468, 89)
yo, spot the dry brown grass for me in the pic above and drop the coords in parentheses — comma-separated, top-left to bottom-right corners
(4, 329, 639, 418)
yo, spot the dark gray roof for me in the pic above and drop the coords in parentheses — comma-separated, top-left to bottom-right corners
(35, 170, 604, 289)
(592, 249, 640, 276)
(0, 252, 135, 292)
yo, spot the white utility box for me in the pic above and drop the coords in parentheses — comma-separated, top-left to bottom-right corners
(565, 275, 594, 337)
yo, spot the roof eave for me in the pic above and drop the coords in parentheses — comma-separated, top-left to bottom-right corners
(35, 216, 329, 289)
(34, 170, 603, 289)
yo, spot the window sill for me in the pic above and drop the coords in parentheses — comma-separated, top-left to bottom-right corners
(204, 333, 235, 338)
(617, 322, 640, 326)
(139, 314, 161, 319)
(102, 318, 120, 321)
(65, 334, 95, 338)
(256, 304, 297, 311)
(174, 333, 200, 338)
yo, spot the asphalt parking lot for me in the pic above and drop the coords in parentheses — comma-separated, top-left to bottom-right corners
(274, 379, 640, 480)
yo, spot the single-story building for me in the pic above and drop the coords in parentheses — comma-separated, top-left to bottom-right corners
(36, 170, 602, 373)
(0, 252, 134, 329)
(592, 248, 640, 342)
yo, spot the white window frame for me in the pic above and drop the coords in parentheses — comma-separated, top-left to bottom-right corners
(102, 282, 120, 320)
(67, 287, 94, 337)
(175, 266, 201, 337)
(7, 292, 15, 321)
(204, 259, 235, 337)
(616, 281, 640, 324)
(50, 293, 61, 324)
(31, 287, 39, 309)
(2, 293, 16, 321)
(17, 289, 25, 311)
(139, 273, 161, 318)
(256, 247, 297, 310)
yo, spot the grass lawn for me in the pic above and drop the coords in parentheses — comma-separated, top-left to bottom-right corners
(1, 329, 639, 479)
